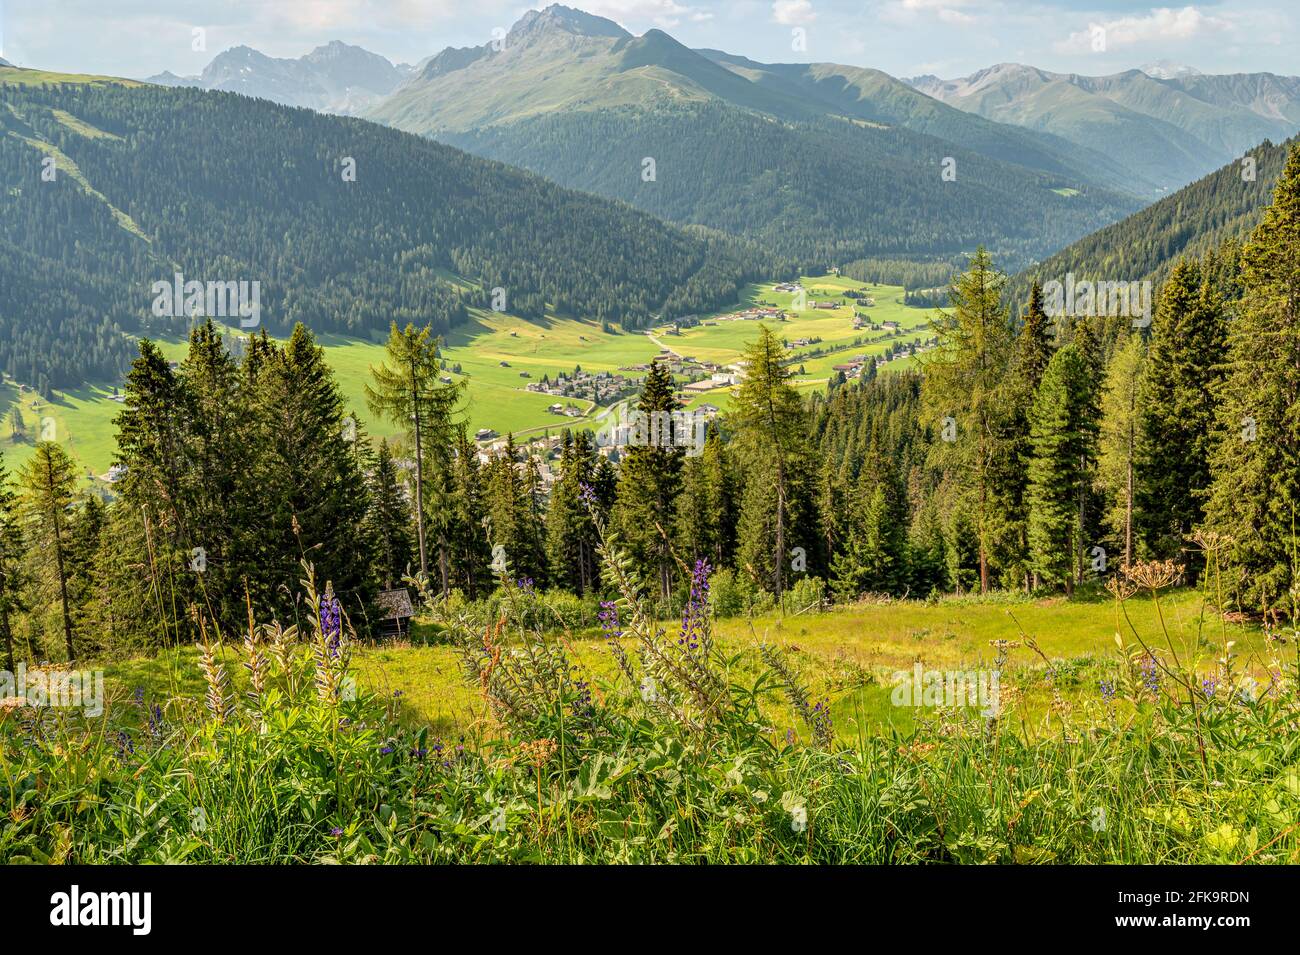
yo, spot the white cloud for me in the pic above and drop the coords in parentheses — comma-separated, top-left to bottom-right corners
(881, 0, 979, 28)
(579, 0, 711, 29)
(1054, 6, 1232, 54)
(772, 1, 816, 25)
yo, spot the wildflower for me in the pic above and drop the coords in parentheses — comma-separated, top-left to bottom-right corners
(1127, 560, 1182, 591)
(810, 698, 833, 742)
(330, 827, 343, 837)
(380, 745, 394, 755)
(319, 586, 343, 657)
(578, 482, 598, 509)
(598, 600, 622, 640)
(1099, 679, 1116, 703)
(678, 559, 711, 652)
(1202, 675, 1218, 700)
(515, 577, 535, 597)
(146, 702, 164, 740)
(113, 730, 134, 757)
(1140, 655, 1159, 694)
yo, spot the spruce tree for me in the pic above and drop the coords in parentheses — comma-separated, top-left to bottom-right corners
(1026, 345, 1098, 594)
(365, 439, 415, 589)
(0, 451, 23, 671)
(1203, 144, 1300, 611)
(1135, 260, 1228, 566)
(1097, 334, 1146, 567)
(612, 360, 683, 600)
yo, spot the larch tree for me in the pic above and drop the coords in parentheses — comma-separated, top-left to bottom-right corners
(19, 442, 78, 661)
(920, 247, 1016, 593)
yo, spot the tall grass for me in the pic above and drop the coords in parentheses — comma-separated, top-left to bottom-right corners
(2, 526, 1298, 863)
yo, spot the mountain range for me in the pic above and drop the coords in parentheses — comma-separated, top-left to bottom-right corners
(147, 41, 413, 115)
(146, 4, 1300, 273)
(908, 64, 1300, 195)
(363, 5, 1140, 270)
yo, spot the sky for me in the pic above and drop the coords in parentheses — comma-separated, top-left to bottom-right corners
(1, 0, 1295, 80)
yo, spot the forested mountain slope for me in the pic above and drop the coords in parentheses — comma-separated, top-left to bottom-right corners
(368, 5, 1141, 269)
(0, 73, 759, 391)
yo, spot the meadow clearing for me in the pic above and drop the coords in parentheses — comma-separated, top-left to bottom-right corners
(7, 558, 1296, 865)
(0, 274, 933, 479)
(103, 584, 1271, 742)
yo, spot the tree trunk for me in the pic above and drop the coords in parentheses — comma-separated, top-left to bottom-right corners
(45, 472, 74, 661)
(410, 361, 429, 582)
(1125, 428, 1134, 568)
(774, 456, 787, 602)
(1, 605, 13, 674)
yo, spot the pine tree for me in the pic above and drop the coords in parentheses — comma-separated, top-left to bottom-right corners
(921, 247, 1016, 592)
(0, 450, 24, 671)
(1026, 345, 1098, 594)
(1097, 334, 1146, 567)
(731, 325, 806, 600)
(1135, 260, 1228, 566)
(447, 426, 491, 597)
(365, 439, 414, 589)
(366, 323, 461, 589)
(252, 325, 372, 621)
(19, 442, 78, 660)
(613, 360, 683, 600)
(546, 431, 599, 594)
(1203, 144, 1300, 612)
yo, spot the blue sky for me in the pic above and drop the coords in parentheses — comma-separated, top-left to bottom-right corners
(2, 1, 1295, 80)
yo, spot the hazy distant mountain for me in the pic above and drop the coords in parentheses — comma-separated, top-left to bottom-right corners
(367, 5, 1140, 270)
(147, 41, 411, 115)
(1140, 60, 1202, 81)
(908, 64, 1300, 194)
(0, 58, 13, 69)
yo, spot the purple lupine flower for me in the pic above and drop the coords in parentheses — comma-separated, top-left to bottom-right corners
(515, 577, 535, 596)
(811, 698, 833, 741)
(578, 482, 598, 509)
(598, 600, 622, 640)
(320, 586, 343, 657)
(331, 827, 344, 837)
(1099, 680, 1116, 703)
(1202, 675, 1218, 699)
(147, 703, 164, 739)
(678, 559, 711, 652)
(1140, 655, 1159, 694)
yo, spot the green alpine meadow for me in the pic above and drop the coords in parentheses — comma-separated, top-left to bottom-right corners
(2, 3, 1300, 891)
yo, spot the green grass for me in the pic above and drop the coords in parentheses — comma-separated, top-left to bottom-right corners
(101, 586, 1267, 742)
(5, 274, 940, 476)
(9, 579, 1292, 864)
(0, 66, 143, 88)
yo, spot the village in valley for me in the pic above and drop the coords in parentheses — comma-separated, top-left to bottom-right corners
(2, 273, 938, 497)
